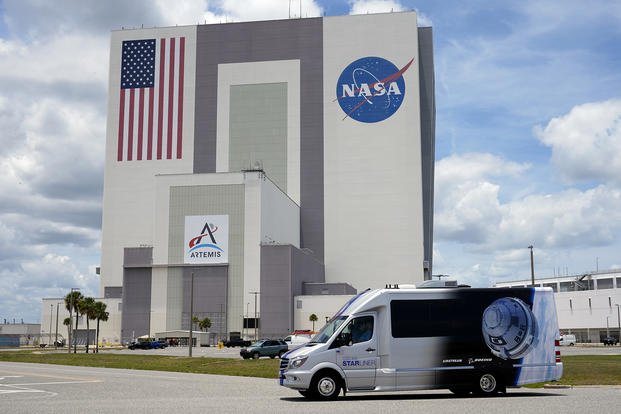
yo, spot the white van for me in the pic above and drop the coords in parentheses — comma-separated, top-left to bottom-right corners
(559, 334, 576, 346)
(279, 284, 563, 399)
(283, 333, 312, 350)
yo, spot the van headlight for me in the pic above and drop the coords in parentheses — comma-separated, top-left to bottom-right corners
(289, 356, 308, 369)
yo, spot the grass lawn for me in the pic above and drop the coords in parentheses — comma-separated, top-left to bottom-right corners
(0, 351, 619, 385)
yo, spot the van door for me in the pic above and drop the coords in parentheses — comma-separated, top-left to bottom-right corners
(335, 314, 379, 390)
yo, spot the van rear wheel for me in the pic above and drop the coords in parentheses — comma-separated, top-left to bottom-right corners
(475, 373, 500, 396)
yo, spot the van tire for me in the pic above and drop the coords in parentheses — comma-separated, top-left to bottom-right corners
(309, 370, 341, 400)
(475, 373, 499, 395)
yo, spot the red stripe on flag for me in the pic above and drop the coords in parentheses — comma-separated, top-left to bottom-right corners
(147, 87, 154, 160)
(157, 38, 165, 160)
(167, 38, 175, 160)
(137, 88, 145, 160)
(127, 89, 135, 161)
(117, 89, 125, 161)
(177, 37, 185, 159)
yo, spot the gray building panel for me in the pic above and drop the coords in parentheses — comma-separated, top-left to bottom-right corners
(181, 267, 228, 337)
(418, 26, 436, 279)
(123, 247, 153, 267)
(104, 286, 123, 299)
(121, 268, 152, 343)
(229, 82, 288, 191)
(302, 282, 357, 296)
(195, 18, 325, 261)
(260, 244, 325, 338)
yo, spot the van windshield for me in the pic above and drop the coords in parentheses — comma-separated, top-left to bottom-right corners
(309, 316, 348, 343)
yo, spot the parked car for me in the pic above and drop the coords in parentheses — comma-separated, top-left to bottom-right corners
(602, 336, 618, 346)
(283, 333, 312, 350)
(240, 339, 288, 359)
(224, 337, 251, 347)
(128, 339, 167, 350)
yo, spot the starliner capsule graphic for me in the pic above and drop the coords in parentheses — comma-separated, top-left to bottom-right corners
(481, 297, 538, 359)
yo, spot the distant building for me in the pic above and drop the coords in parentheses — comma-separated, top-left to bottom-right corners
(495, 269, 621, 343)
(0, 322, 40, 347)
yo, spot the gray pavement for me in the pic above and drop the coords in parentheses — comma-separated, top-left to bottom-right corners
(1, 361, 620, 414)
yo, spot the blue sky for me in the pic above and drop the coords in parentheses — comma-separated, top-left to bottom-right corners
(0, 0, 620, 323)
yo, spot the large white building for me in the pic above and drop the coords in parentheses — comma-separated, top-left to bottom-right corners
(42, 12, 436, 345)
(495, 269, 621, 344)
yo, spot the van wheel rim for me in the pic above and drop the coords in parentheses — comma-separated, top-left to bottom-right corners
(480, 374, 496, 392)
(318, 377, 336, 396)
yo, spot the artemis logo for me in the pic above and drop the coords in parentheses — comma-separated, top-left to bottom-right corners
(184, 215, 229, 264)
(336, 56, 414, 123)
(188, 222, 223, 258)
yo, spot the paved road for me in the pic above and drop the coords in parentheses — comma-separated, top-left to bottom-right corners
(1, 362, 619, 414)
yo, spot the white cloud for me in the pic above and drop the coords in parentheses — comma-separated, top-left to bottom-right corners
(534, 99, 621, 186)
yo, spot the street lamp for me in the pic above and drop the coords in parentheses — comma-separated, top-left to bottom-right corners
(615, 304, 621, 346)
(49, 304, 53, 346)
(189, 271, 194, 357)
(249, 291, 260, 340)
(606, 316, 610, 337)
(528, 245, 535, 286)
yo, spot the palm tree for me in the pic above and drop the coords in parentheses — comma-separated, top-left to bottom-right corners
(93, 301, 109, 353)
(309, 314, 318, 332)
(64, 290, 83, 353)
(191, 315, 200, 330)
(199, 317, 211, 332)
(78, 297, 96, 353)
(63, 317, 71, 346)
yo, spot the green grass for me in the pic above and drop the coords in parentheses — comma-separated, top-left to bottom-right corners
(553, 355, 621, 386)
(0, 351, 619, 386)
(0, 350, 280, 379)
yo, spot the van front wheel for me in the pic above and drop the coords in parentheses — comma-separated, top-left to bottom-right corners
(310, 371, 341, 400)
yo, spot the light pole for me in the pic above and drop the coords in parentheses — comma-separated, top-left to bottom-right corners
(245, 302, 250, 339)
(250, 291, 260, 340)
(189, 271, 194, 357)
(49, 304, 53, 346)
(55, 302, 60, 348)
(615, 303, 621, 346)
(528, 245, 535, 286)
(606, 316, 610, 337)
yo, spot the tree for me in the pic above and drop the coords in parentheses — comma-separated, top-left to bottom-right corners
(199, 317, 211, 332)
(191, 315, 200, 330)
(309, 313, 318, 332)
(63, 317, 71, 346)
(64, 290, 83, 353)
(78, 297, 96, 353)
(93, 301, 109, 354)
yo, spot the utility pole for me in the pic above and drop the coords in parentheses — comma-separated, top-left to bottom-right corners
(55, 302, 59, 348)
(49, 304, 53, 346)
(250, 291, 260, 340)
(189, 271, 194, 357)
(528, 245, 535, 286)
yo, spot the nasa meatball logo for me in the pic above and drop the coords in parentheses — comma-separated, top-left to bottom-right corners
(336, 56, 414, 123)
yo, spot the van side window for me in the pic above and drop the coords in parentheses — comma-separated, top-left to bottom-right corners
(343, 316, 374, 343)
(391, 299, 457, 338)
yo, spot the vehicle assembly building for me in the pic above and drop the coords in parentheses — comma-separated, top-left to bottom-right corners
(93, 11, 435, 344)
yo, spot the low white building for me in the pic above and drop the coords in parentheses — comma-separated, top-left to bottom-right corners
(495, 269, 621, 344)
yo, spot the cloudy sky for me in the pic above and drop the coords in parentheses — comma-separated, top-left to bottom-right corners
(0, 0, 620, 323)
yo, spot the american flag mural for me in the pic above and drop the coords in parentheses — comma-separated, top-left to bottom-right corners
(117, 37, 185, 161)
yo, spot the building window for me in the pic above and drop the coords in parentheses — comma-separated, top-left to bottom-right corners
(597, 278, 613, 290)
(296, 300, 303, 309)
(543, 283, 558, 292)
(118, 303, 122, 311)
(616, 277, 621, 288)
(560, 282, 573, 292)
